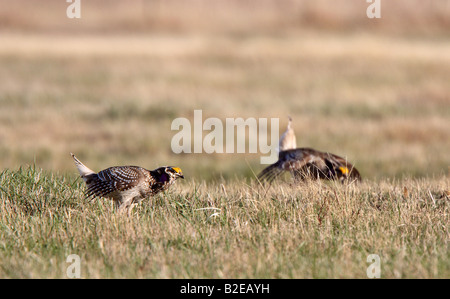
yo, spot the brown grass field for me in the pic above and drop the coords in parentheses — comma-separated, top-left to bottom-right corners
(0, 0, 448, 279)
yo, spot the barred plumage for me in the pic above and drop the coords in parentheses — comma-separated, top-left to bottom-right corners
(258, 117, 361, 184)
(71, 153, 184, 214)
(258, 148, 361, 183)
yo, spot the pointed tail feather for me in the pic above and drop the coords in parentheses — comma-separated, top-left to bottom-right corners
(71, 153, 96, 180)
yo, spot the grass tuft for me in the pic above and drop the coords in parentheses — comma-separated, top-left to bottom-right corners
(0, 166, 448, 278)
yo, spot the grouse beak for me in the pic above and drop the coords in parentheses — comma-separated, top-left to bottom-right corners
(172, 167, 184, 179)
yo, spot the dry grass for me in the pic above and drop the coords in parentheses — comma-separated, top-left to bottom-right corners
(0, 0, 449, 279)
(0, 167, 448, 278)
(0, 32, 448, 180)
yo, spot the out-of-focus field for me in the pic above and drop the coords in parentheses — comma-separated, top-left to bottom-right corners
(0, 0, 449, 180)
(0, 0, 448, 279)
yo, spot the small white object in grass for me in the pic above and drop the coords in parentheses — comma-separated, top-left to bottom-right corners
(195, 207, 221, 211)
(208, 212, 220, 220)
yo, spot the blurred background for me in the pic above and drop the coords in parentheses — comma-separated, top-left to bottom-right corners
(0, 0, 449, 181)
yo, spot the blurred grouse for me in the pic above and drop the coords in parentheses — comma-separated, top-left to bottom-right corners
(259, 117, 361, 183)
